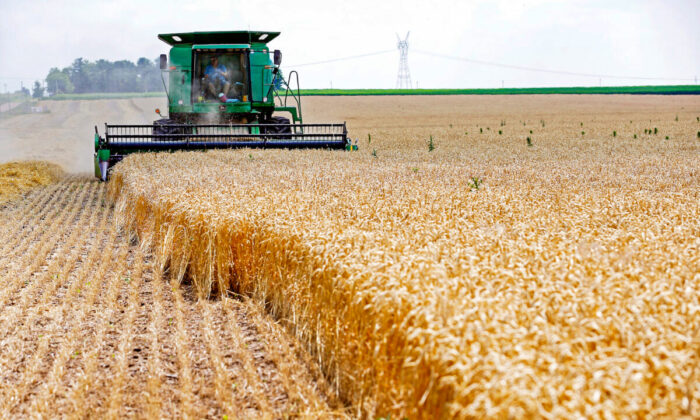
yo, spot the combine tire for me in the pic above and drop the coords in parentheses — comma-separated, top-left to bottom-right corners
(263, 116, 293, 139)
(153, 118, 187, 141)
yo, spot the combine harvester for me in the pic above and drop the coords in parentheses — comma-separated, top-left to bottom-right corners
(94, 31, 354, 180)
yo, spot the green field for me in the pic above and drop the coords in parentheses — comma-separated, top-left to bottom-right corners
(299, 85, 700, 96)
(38, 85, 699, 101)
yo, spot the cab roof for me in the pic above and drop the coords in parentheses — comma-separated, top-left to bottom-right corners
(158, 31, 280, 46)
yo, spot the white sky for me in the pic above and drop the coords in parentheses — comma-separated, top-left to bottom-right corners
(0, 0, 698, 91)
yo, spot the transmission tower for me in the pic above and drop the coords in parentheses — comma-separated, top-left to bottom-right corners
(396, 32, 412, 89)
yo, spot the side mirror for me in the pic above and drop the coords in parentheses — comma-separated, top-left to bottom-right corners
(159, 54, 167, 70)
(273, 50, 282, 66)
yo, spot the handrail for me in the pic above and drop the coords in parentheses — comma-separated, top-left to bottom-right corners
(274, 70, 303, 123)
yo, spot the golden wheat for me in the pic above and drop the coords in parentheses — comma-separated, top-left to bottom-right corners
(0, 160, 63, 204)
(110, 96, 699, 418)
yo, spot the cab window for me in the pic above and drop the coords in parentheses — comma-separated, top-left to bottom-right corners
(193, 51, 248, 103)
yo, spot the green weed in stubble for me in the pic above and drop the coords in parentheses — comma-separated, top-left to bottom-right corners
(526, 136, 532, 147)
(469, 176, 483, 191)
(372, 149, 377, 158)
(428, 135, 435, 152)
(368, 133, 371, 145)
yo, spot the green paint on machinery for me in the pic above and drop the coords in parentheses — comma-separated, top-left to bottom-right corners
(94, 31, 354, 181)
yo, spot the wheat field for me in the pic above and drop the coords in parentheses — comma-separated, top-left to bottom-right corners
(0, 95, 698, 418)
(108, 95, 700, 418)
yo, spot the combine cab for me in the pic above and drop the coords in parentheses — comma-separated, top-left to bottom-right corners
(94, 31, 354, 181)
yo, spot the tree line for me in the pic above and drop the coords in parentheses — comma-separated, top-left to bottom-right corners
(37, 57, 164, 97)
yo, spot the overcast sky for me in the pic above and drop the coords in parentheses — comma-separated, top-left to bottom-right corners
(0, 0, 698, 91)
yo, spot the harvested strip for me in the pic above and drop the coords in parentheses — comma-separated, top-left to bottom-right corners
(0, 177, 63, 244)
(0, 173, 344, 418)
(62, 238, 130, 418)
(106, 242, 144, 417)
(240, 298, 345, 418)
(0, 184, 113, 414)
(170, 282, 196, 418)
(0, 182, 101, 346)
(0, 177, 89, 313)
(221, 299, 274, 416)
(0, 177, 75, 273)
(144, 264, 166, 418)
(198, 299, 246, 418)
(28, 213, 120, 417)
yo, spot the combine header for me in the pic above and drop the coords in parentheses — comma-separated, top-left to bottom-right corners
(94, 31, 353, 180)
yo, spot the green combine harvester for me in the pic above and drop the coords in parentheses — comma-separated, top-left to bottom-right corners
(94, 31, 353, 180)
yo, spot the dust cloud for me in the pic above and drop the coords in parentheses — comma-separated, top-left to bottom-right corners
(0, 98, 166, 173)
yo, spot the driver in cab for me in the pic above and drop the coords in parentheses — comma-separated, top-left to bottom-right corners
(204, 56, 230, 99)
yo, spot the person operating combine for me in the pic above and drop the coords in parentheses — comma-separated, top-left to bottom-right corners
(204, 56, 230, 99)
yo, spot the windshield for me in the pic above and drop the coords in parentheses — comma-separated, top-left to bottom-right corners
(193, 51, 249, 103)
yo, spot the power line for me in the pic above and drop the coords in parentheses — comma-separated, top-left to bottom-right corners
(413, 50, 695, 82)
(288, 49, 394, 68)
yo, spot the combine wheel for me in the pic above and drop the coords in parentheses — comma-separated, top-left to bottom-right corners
(153, 118, 187, 141)
(262, 116, 293, 139)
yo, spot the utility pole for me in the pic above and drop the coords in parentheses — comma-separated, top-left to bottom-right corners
(395, 32, 412, 89)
